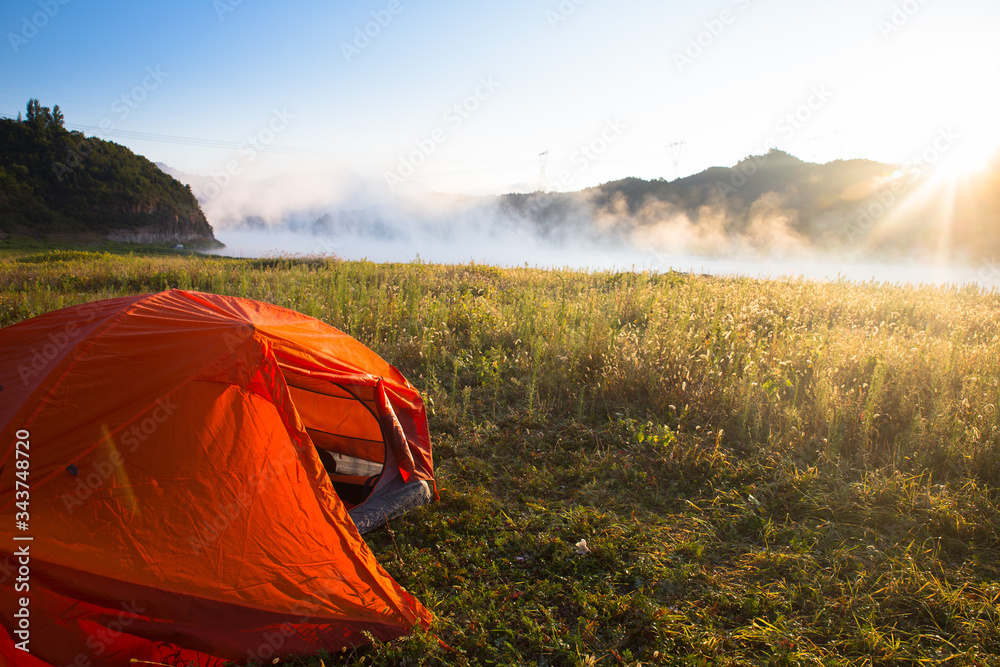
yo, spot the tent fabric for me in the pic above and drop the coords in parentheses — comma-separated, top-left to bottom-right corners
(0, 289, 435, 665)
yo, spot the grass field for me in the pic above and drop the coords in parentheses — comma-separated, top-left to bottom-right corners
(4, 249, 1000, 666)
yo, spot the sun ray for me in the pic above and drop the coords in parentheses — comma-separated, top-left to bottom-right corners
(100, 424, 141, 517)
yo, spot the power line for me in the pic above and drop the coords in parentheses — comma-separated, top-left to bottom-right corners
(65, 124, 552, 167)
(58, 123, 692, 178)
(66, 124, 390, 159)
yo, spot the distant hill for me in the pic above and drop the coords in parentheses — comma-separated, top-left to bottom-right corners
(159, 140, 1000, 264)
(0, 99, 218, 246)
(500, 149, 1000, 261)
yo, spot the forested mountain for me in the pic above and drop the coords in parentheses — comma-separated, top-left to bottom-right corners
(500, 149, 1000, 260)
(0, 99, 218, 245)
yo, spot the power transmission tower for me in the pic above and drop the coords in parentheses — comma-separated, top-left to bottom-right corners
(538, 149, 550, 192)
(806, 135, 823, 162)
(667, 141, 687, 180)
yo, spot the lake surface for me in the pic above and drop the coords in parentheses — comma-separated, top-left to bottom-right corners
(206, 229, 1000, 290)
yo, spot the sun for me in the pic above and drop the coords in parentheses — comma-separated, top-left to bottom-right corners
(932, 137, 1000, 180)
(876, 40, 1000, 182)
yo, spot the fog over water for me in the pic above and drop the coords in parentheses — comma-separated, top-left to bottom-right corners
(167, 165, 999, 290)
(205, 228, 997, 290)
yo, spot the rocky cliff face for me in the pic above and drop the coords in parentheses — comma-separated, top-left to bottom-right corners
(106, 217, 216, 244)
(100, 204, 218, 245)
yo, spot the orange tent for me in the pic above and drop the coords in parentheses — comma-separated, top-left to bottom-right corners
(0, 289, 435, 666)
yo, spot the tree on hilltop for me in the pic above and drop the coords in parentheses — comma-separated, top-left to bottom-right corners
(23, 98, 65, 133)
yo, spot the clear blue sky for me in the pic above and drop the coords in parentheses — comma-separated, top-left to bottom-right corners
(2, 0, 998, 195)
